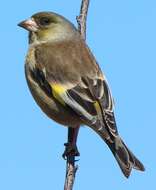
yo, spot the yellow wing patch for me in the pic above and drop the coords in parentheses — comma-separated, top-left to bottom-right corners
(94, 101, 101, 113)
(50, 83, 66, 106)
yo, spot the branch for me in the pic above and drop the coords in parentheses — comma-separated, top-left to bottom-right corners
(77, 0, 90, 40)
(63, 1, 90, 190)
(64, 160, 78, 190)
(63, 127, 80, 190)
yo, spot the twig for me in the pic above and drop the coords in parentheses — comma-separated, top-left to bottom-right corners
(63, 127, 80, 190)
(64, 156, 78, 190)
(63, 1, 90, 190)
(77, 0, 90, 40)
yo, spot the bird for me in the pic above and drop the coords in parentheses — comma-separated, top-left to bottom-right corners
(18, 11, 145, 178)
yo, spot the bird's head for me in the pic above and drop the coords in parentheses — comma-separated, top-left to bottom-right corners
(18, 12, 78, 44)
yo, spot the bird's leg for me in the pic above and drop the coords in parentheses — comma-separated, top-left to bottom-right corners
(62, 126, 80, 159)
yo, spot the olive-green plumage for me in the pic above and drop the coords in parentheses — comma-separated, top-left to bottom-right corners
(18, 11, 145, 177)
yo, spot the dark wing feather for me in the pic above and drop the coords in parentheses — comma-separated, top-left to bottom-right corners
(30, 67, 52, 97)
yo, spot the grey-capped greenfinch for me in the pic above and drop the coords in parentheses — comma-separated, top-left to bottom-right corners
(18, 12, 145, 177)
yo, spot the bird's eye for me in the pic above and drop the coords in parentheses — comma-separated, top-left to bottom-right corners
(39, 17, 51, 26)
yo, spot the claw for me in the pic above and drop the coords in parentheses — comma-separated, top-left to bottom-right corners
(62, 143, 80, 159)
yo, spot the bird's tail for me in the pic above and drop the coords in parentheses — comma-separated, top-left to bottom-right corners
(105, 136, 145, 178)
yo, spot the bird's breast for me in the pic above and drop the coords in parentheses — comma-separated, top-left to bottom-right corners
(26, 47, 37, 70)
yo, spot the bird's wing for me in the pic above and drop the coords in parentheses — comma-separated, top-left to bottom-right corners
(31, 39, 118, 140)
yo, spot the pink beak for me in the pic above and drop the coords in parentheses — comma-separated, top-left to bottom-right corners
(18, 18, 39, 32)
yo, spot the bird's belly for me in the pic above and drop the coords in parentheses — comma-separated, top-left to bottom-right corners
(25, 66, 81, 127)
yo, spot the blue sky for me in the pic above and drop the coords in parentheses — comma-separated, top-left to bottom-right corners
(0, 0, 155, 189)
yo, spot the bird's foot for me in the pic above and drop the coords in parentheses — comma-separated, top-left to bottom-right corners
(62, 142, 80, 159)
